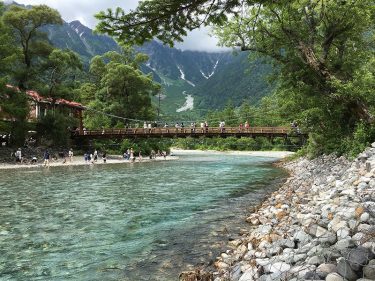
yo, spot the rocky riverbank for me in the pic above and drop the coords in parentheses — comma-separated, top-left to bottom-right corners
(188, 145, 375, 281)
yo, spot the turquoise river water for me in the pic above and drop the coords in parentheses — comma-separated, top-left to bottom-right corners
(0, 152, 287, 281)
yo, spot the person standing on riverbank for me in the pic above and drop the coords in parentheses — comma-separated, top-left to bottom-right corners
(94, 149, 98, 162)
(43, 150, 50, 167)
(68, 149, 73, 162)
(102, 152, 107, 163)
(15, 148, 22, 163)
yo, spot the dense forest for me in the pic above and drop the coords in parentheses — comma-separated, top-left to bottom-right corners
(1, 1, 374, 157)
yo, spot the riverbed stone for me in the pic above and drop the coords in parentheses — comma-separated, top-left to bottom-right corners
(363, 259, 375, 279)
(306, 224, 337, 244)
(294, 230, 312, 244)
(239, 267, 257, 281)
(263, 262, 291, 274)
(326, 273, 348, 281)
(317, 263, 337, 275)
(346, 246, 374, 271)
(360, 212, 370, 222)
(308, 255, 326, 265)
(335, 238, 355, 252)
(336, 259, 358, 281)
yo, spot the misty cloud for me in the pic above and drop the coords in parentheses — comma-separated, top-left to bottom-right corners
(13, 0, 226, 51)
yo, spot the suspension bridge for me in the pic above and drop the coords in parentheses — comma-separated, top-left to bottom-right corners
(72, 126, 306, 143)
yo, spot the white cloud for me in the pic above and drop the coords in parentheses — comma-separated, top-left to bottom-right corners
(13, 0, 225, 51)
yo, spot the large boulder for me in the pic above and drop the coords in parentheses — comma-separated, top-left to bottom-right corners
(336, 259, 358, 281)
(345, 246, 374, 271)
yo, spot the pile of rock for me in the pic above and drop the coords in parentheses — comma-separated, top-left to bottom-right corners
(212, 145, 375, 281)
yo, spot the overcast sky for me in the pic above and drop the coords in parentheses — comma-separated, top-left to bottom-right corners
(10, 0, 224, 52)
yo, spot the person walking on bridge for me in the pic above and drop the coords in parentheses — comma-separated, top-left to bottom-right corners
(245, 120, 250, 132)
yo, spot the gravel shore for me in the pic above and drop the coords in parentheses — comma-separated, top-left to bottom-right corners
(181, 145, 375, 281)
(202, 144, 375, 281)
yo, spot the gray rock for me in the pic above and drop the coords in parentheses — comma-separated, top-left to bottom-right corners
(358, 182, 369, 190)
(363, 259, 375, 280)
(336, 259, 358, 281)
(347, 220, 358, 230)
(363, 202, 375, 216)
(264, 262, 291, 274)
(258, 273, 281, 281)
(325, 272, 348, 281)
(306, 224, 337, 245)
(239, 267, 257, 281)
(317, 263, 337, 274)
(360, 212, 370, 222)
(231, 264, 242, 281)
(335, 238, 356, 252)
(352, 232, 365, 245)
(292, 253, 308, 263)
(304, 270, 326, 280)
(290, 265, 317, 278)
(308, 255, 326, 265)
(267, 246, 282, 256)
(278, 239, 295, 249)
(307, 245, 324, 257)
(357, 224, 372, 232)
(294, 230, 312, 244)
(345, 246, 375, 271)
(337, 227, 350, 240)
(322, 248, 342, 261)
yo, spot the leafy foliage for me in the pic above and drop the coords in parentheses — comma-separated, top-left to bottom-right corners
(3, 4, 63, 89)
(81, 45, 161, 128)
(36, 112, 76, 146)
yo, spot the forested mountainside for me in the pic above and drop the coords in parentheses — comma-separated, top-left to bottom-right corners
(42, 20, 272, 113)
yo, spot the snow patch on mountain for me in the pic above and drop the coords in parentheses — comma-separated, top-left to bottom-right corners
(200, 59, 219, 79)
(177, 65, 195, 87)
(176, 91, 194, 112)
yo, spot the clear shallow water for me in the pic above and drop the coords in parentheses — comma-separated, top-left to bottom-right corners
(0, 153, 287, 281)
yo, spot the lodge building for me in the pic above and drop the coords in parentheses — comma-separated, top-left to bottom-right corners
(1, 85, 85, 133)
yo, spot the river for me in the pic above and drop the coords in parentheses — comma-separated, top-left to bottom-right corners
(0, 152, 287, 281)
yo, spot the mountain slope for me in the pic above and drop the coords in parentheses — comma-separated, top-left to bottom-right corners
(42, 20, 273, 115)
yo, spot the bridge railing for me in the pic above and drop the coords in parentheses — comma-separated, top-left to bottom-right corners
(76, 127, 292, 136)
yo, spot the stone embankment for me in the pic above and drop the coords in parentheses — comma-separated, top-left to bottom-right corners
(210, 145, 375, 281)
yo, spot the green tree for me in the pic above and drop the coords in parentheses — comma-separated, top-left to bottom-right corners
(95, 0, 251, 46)
(3, 4, 63, 89)
(82, 46, 161, 128)
(40, 49, 83, 102)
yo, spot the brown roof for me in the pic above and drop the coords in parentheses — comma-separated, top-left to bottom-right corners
(6, 85, 85, 109)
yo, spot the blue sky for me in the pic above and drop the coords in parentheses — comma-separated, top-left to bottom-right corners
(11, 0, 223, 51)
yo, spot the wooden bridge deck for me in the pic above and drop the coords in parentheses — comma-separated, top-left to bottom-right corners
(73, 127, 305, 139)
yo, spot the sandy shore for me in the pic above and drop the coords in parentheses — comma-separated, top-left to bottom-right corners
(0, 155, 179, 170)
(0, 149, 293, 170)
(171, 148, 294, 158)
